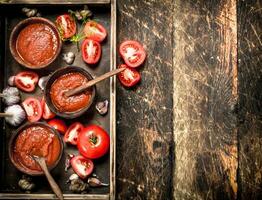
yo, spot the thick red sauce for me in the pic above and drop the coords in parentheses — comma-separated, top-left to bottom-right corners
(50, 72, 92, 113)
(13, 125, 61, 172)
(16, 23, 58, 67)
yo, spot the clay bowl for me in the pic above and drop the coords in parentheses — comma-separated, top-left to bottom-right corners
(9, 17, 62, 69)
(9, 122, 64, 176)
(44, 66, 96, 119)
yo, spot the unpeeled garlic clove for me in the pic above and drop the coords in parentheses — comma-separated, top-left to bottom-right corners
(87, 177, 109, 187)
(62, 52, 75, 65)
(38, 76, 49, 90)
(96, 100, 109, 115)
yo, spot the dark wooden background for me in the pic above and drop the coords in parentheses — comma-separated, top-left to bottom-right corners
(116, 0, 262, 199)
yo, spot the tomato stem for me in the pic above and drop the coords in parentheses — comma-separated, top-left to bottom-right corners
(89, 134, 98, 145)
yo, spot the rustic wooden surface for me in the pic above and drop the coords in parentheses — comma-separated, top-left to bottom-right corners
(116, 0, 261, 200)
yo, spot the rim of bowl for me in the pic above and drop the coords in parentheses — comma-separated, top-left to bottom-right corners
(8, 122, 64, 176)
(44, 66, 96, 119)
(9, 17, 62, 70)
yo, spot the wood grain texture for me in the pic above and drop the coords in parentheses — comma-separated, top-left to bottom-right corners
(238, 0, 262, 199)
(116, 0, 173, 199)
(173, 0, 238, 199)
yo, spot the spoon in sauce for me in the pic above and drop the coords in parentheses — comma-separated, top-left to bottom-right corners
(32, 155, 64, 200)
(65, 68, 125, 97)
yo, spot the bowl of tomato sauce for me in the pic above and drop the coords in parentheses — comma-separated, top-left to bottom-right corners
(9, 122, 63, 176)
(44, 66, 96, 119)
(9, 17, 62, 69)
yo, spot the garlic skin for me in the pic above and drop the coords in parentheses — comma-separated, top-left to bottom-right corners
(22, 7, 40, 18)
(2, 87, 20, 106)
(62, 52, 75, 65)
(4, 105, 26, 126)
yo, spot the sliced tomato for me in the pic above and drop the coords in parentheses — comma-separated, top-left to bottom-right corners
(83, 21, 107, 43)
(64, 122, 84, 145)
(48, 119, 67, 134)
(119, 40, 146, 68)
(118, 64, 141, 87)
(77, 125, 110, 159)
(41, 97, 55, 120)
(56, 14, 77, 39)
(81, 39, 101, 64)
(14, 71, 39, 92)
(22, 97, 42, 122)
(70, 155, 94, 179)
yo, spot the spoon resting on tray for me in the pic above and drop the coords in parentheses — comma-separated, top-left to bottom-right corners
(65, 67, 125, 97)
(33, 155, 64, 200)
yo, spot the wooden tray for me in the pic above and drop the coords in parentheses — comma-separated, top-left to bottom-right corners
(0, 0, 116, 199)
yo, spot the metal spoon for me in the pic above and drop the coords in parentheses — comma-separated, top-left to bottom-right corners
(33, 155, 64, 200)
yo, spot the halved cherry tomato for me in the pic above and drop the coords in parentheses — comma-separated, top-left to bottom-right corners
(119, 40, 146, 68)
(14, 71, 39, 92)
(41, 97, 55, 120)
(56, 14, 76, 40)
(81, 39, 101, 64)
(83, 21, 107, 43)
(118, 64, 141, 87)
(77, 125, 110, 159)
(70, 155, 94, 179)
(64, 122, 84, 145)
(22, 97, 42, 122)
(48, 119, 67, 134)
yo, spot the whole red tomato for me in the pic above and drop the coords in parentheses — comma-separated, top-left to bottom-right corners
(77, 125, 110, 159)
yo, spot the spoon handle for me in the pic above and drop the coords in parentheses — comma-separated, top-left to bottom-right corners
(36, 157, 64, 200)
(65, 68, 125, 97)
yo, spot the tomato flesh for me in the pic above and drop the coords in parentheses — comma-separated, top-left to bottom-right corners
(15, 71, 39, 92)
(56, 14, 76, 39)
(48, 119, 67, 134)
(77, 125, 110, 159)
(64, 122, 84, 145)
(81, 39, 101, 64)
(70, 155, 94, 179)
(22, 97, 42, 122)
(41, 97, 55, 120)
(118, 64, 141, 87)
(84, 21, 107, 43)
(119, 40, 146, 68)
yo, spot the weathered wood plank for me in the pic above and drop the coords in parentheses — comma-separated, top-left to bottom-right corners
(238, 0, 262, 199)
(116, 0, 173, 199)
(173, 0, 238, 199)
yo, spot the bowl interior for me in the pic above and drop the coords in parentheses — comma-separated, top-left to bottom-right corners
(44, 66, 96, 119)
(9, 122, 64, 176)
(9, 17, 61, 69)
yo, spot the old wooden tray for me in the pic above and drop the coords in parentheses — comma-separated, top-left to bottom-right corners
(0, 0, 116, 199)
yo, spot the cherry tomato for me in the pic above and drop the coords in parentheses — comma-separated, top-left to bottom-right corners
(48, 119, 67, 134)
(41, 97, 55, 120)
(70, 155, 94, 179)
(81, 39, 101, 64)
(118, 64, 141, 87)
(56, 14, 76, 40)
(22, 97, 42, 122)
(119, 40, 146, 68)
(14, 71, 39, 92)
(64, 122, 84, 145)
(77, 125, 110, 159)
(83, 21, 107, 43)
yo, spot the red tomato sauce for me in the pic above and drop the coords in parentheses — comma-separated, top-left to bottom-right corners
(13, 125, 61, 172)
(50, 72, 92, 113)
(16, 23, 58, 67)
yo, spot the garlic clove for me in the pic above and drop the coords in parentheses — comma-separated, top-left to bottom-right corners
(8, 76, 15, 86)
(38, 76, 49, 90)
(96, 100, 109, 115)
(87, 177, 109, 187)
